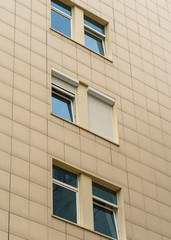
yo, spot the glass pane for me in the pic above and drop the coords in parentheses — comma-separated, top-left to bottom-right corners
(53, 184, 77, 223)
(51, 10, 71, 37)
(53, 165, 77, 188)
(93, 182, 117, 205)
(85, 31, 104, 56)
(93, 204, 118, 239)
(84, 16, 104, 34)
(52, 92, 73, 122)
(51, 0, 71, 16)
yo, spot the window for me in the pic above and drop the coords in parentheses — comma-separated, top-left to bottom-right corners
(52, 165, 78, 223)
(50, 1, 111, 58)
(88, 87, 115, 141)
(51, 0, 72, 37)
(52, 87, 74, 122)
(92, 182, 119, 239)
(51, 68, 79, 122)
(84, 15, 105, 56)
(52, 161, 126, 240)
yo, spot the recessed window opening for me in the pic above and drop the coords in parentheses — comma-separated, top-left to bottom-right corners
(92, 182, 119, 239)
(52, 85, 74, 122)
(52, 165, 78, 223)
(84, 15, 105, 56)
(88, 87, 115, 141)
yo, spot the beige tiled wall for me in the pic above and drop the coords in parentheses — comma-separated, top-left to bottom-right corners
(0, 0, 171, 239)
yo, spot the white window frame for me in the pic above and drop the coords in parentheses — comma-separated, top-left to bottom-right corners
(52, 166, 79, 224)
(92, 193, 120, 240)
(52, 84, 75, 122)
(51, 68, 79, 123)
(51, 0, 73, 38)
(84, 17, 106, 56)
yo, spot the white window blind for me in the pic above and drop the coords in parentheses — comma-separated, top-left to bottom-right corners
(52, 76, 76, 95)
(88, 88, 114, 141)
(51, 68, 79, 94)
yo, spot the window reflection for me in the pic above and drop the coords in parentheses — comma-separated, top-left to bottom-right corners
(52, 92, 73, 122)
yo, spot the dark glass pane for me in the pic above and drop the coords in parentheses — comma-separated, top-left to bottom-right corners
(93, 182, 117, 205)
(51, 10, 71, 37)
(51, 0, 71, 16)
(53, 184, 77, 223)
(53, 165, 77, 188)
(84, 31, 104, 56)
(84, 16, 104, 34)
(52, 92, 73, 121)
(93, 204, 118, 239)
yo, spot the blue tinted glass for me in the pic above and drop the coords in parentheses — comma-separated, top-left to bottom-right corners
(85, 31, 104, 56)
(93, 182, 117, 205)
(93, 204, 118, 239)
(53, 165, 77, 188)
(51, 10, 71, 37)
(51, 0, 71, 16)
(52, 92, 73, 121)
(84, 16, 104, 34)
(53, 184, 77, 223)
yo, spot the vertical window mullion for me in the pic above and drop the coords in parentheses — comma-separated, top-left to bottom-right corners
(114, 211, 120, 240)
(76, 189, 79, 224)
(70, 7, 73, 39)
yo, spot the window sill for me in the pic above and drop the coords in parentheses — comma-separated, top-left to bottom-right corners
(52, 214, 118, 240)
(49, 27, 113, 63)
(50, 112, 119, 146)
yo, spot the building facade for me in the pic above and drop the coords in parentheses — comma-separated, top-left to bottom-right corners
(0, 0, 171, 240)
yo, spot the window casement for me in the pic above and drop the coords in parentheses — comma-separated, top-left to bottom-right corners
(92, 182, 119, 239)
(51, 68, 79, 123)
(84, 15, 105, 56)
(51, 0, 72, 38)
(51, 87, 74, 122)
(52, 162, 125, 240)
(88, 87, 115, 142)
(52, 165, 78, 223)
